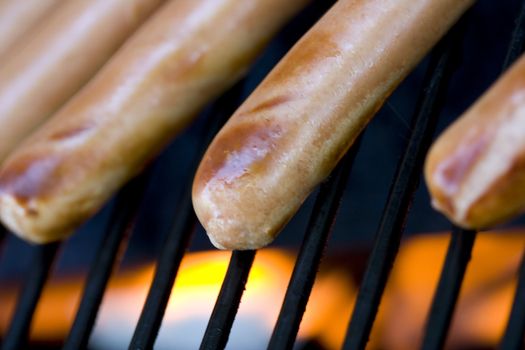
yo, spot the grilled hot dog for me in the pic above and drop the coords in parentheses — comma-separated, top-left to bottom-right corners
(0, 0, 309, 243)
(0, 0, 165, 163)
(425, 54, 525, 229)
(0, 0, 60, 61)
(192, 0, 475, 250)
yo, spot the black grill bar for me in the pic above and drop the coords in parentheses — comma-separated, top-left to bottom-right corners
(0, 226, 7, 255)
(63, 174, 150, 350)
(1, 241, 60, 350)
(420, 228, 477, 350)
(0, 225, 6, 246)
(200, 250, 256, 350)
(267, 139, 361, 350)
(129, 82, 245, 350)
(500, 254, 525, 349)
(342, 18, 466, 350)
(128, 176, 196, 350)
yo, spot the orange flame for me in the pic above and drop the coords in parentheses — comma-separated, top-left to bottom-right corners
(0, 249, 355, 349)
(375, 230, 524, 349)
(0, 231, 523, 349)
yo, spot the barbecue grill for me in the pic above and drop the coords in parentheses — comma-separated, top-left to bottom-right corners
(0, 0, 524, 349)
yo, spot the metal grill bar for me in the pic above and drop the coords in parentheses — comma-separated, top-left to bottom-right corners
(0, 226, 6, 246)
(128, 176, 196, 350)
(0, 226, 7, 256)
(420, 228, 477, 350)
(1, 242, 60, 350)
(267, 139, 361, 350)
(200, 250, 256, 350)
(129, 82, 245, 350)
(342, 18, 465, 350)
(63, 174, 150, 350)
(500, 254, 525, 349)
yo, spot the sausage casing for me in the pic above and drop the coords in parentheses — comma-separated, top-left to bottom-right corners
(425, 54, 525, 229)
(0, 0, 165, 162)
(192, 0, 475, 250)
(0, 0, 309, 243)
(0, 0, 60, 60)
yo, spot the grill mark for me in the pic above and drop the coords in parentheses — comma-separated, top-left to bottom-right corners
(194, 121, 285, 192)
(269, 29, 341, 84)
(49, 123, 94, 141)
(242, 94, 292, 116)
(434, 134, 491, 196)
(26, 207, 39, 217)
(0, 153, 63, 204)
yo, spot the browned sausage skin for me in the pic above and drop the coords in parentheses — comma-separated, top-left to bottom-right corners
(0, 0, 166, 163)
(0, 0, 310, 244)
(425, 54, 525, 229)
(192, 0, 475, 250)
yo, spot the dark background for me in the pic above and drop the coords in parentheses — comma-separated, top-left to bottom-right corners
(0, 0, 523, 281)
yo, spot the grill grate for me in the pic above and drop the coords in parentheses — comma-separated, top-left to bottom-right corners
(63, 174, 150, 350)
(502, 254, 525, 349)
(1, 1, 525, 350)
(201, 250, 256, 350)
(0, 226, 6, 258)
(268, 137, 361, 350)
(128, 81, 246, 350)
(421, 228, 477, 350)
(2, 242, 59, 350)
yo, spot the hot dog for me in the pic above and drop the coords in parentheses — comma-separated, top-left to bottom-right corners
(0, 0, 165, 163)
(425, 54, 525, 229)
(0, 0, 309, 243)
(0, 0, 60, 61)
(192, 0, 475, 250)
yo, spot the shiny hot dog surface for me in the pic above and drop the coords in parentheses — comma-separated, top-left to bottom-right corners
(0, 0, 60, 60)
(193, 0, 475, 250)
(0, 0, 309, 243)
(425, 54, 525, 229)
(0, 0, 165, 163)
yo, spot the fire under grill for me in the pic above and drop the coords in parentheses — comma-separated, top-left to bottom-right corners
(1, 1, 525, 350)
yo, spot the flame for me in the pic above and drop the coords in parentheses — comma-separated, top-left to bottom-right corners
(0, 249, 355, 349)
(0, 231, 523, 349)
(377, 230, 525, 349)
